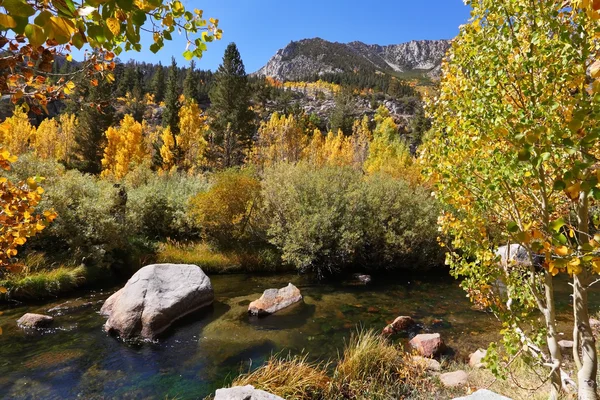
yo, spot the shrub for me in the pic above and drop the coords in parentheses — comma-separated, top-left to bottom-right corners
(189, 168, 263, 245)
(262, 163, 366, 277)
(126, 172, 209, 241)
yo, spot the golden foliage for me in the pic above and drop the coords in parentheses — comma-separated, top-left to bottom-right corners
(1, 106, 35, 156)
(159, 126, 177, 173)
(101, 114, 149, 180)
(177, 100, 209, 171)
(253, 113, 307, 168)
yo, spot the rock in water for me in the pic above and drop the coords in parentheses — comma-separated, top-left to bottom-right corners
(17, 313, 54, 329)
(100, 264, 214, 340)
(409, 333, 445, 357)
(382, 315, 416, 336)
(248, 283, 302, 316)
(215, 385, 284, 400)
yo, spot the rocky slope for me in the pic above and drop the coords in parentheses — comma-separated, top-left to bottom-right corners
(255, 38, 450, 81)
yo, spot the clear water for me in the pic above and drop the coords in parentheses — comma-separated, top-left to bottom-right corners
(0, 273, 593, 399)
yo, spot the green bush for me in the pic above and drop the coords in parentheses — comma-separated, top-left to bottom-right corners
(262, 163, 441, 277)
(126, 172, 209, 241)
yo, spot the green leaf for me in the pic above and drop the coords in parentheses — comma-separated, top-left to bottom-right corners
(87, 24, 106, 44)
(71, 31, 85, 49)
(149, 42, 161, 53)
(507, 221, 519, 233)
(34, 11, 52, 26)
(52, 0, 76, 18)
(183, 49, 193, 60)
(553, 180, 566, 191)
(549, 218, 565, 233)
(2, 0, 35, 17)
(116, 0, 134, 11)
(517, 148, 530, 161)
(25, 24, 47, 47)
(131, 10, 146, 26)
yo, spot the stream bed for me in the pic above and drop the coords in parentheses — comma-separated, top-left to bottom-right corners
(0, 273, 592, 399)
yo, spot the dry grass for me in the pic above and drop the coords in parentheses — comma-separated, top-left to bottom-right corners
(0, 264, 87, 300)
(233, 353, 330, 400)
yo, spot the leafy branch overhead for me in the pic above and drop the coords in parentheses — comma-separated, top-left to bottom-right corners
(0, 0, 222, 110)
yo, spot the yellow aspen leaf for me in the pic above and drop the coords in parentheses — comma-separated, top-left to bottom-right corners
(591, 59, 600, 78)
(555, 246, 570, 256)
(568, 258, 582, 275)
(592, 258, 600, 273)
(0, 287, 6, 294)
(106, 17, 120, 36)
(565, 182, 581, 200)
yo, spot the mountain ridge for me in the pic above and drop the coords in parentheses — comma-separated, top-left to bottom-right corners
(254, 37, 451, 81)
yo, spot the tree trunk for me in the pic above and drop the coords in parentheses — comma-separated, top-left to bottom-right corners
(574, 271, 598, 400)
(574, 193, 598, 400)
(543, 271, 563, 400)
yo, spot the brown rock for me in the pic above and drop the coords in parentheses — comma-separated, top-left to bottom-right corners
(382, 316, 415, 336)
(409, 333, 445, 358)
(17, 313, 54, 329)
(412, 355, 441, 371)
(469, 349, 487, 368)
(248, 283, 303, 316)
(440, 370, 469, 387)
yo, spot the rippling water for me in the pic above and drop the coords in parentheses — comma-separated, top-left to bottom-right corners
(0, 272, 594, 399)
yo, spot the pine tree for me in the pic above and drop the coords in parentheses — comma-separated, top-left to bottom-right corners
(183, 60, 199, 103)
(151, 62, 166, 103)
(208, 43, 255, 168)
(163, 57, 180, 135)
(329, 86, 355, 135)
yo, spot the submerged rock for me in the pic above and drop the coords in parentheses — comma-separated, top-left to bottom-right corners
(100, 263, 214, 340)
(48, 300, 95, 316)
(248, 283, 303, 316)
(382, 316, 415, 336)
(215, 385, 284, 400)
(440, 370, 469, 387)
(469, 349, 487, 368)
(353, 273, 372, 284)
(17, 313, 54, 329)
(453, 389, 512, 400)
(409, 333, 445, 358)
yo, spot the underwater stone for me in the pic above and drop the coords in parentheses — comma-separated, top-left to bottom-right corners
(17, 313, 54, 329)
(100, 264, 214, 340)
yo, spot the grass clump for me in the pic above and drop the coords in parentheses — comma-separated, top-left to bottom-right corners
(0, 264, 87, 300)
(229, 330, 432, 400)
(233, 354, 330, 400)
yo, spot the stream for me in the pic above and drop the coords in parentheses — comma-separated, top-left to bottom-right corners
(0, 272, 593, 399)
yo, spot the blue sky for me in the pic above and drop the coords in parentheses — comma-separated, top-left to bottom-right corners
(122, 0, 472, 72)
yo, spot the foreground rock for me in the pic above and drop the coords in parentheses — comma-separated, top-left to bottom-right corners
(469, 349, 487, 368)
(409, 333, 445, 357)
(17, 313, 54, 329)
(248, 283, 302, 316)
(382, 316, 415, 336)
(215, 385, 284, 400)
(100, 264, 214, 340)
(440, 370, 469, 387)
(453, 389, 512, 400)
(411, 355, 441, 371)
(353, 273, 372, 284)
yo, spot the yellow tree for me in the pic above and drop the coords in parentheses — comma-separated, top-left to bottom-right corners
(57, 113, 78, 164)
(33, 118, 60, 160)
(159, 126, 177, 173)
(253, 113, 306, 168)
(364, 113, 412, 178)
(303, 129, 354, 167)
(351, 115, 372, 167)
(423, 1, 600, 398)
(101, 115, 149, 180)
(178, 99, 209, 171)
(0, 106, 35, 156)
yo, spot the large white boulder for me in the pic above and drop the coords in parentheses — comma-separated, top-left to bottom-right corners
(100, 264, 214, 340)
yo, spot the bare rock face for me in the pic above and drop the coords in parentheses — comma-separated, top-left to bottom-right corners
(409, 333, 445, 358)
(382, 316, 416, 336)
(469, 349, 487, 368)
(214, 385, 284, 400)
(100, 264, 214, 340)
(248, 283, 302, 316)
(17, 313, 54, 329)
(440, 370, 469, 387)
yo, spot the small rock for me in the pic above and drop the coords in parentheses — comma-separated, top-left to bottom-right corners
(48, 300, 94, 316)
(248, 283, 303, 316)
(440, 370, 469, 387)
(559, 340, 574, 353)
(214, 385, 284, 400)
(409, 333, 446, 358)
(353, 274, 372, 284)
(382, 316, 416, 336)
(17, 313, 54, 329)
(469, 349, 487, 368)
(452, 389, 512, 400)
(411, 355, 441, 371)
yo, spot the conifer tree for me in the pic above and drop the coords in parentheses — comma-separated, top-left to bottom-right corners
(183, 60, 199, 103)
(151, 63, 166, 103)
(163, 57, 180, 135)
(208, 43, 255, 168)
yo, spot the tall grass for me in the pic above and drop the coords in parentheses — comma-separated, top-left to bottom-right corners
(0, 265, 87, 300)
(233, 354, 330, 400)
(229, 330, 434, 400)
